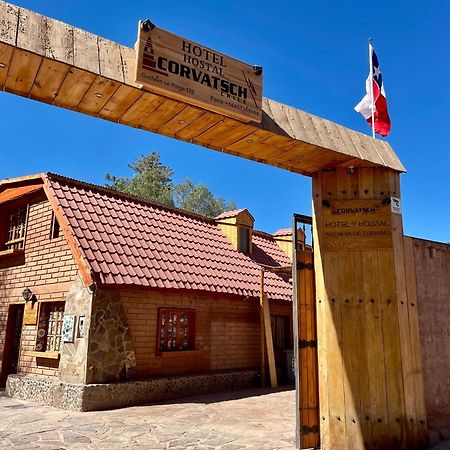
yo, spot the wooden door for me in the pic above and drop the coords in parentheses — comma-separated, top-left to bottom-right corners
(297, 249, 320, 449)
(0, 304, 24, 387)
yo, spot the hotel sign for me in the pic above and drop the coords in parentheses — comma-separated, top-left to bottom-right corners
(322, 200, 393, 251)
(135, 21, 263, 123)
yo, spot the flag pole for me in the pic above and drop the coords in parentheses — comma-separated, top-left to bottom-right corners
(368, 38, 375, 138)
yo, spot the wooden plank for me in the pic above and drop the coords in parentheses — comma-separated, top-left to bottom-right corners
(119, 45, 138, 87)
(312, 171, 330, 450)
(377, 250, 406, 448)
(176, 111, 223, 141)
(16, 6, 46, 54)
(99, 84, 143, 121)
(307, 251, 320, 449)
(0, 2, 19, 46)
(98, 37, 124, 82)
(323, 250, 346, 449)
(158, 105, 206, 137)
(30, 59, 70, 103)
(194, 118, 242, 146)
(389, 173, 417, 448)
(44, 18, 74, 63)
(140, 98, 186, 131)
(298, 250, 309, 448)
(0, 44, 14, 88)
(77, 75, 120, 115)
(73, 27, 99, 74)
(260, 271, 266, 388)
(353, 251, 373, 446)
(262, 293, 277, 388)
(119, 91, 165, 126)
(321, 170, 347, 450)
(403, 236, 428, 447)
(362, 251, 389, 448)
(299, 250, 320, 449)
(5, 49, 42, 96)
(339, 250, 364, 449)
(209, 123, 255, 149)
(54, 67, 96, 109)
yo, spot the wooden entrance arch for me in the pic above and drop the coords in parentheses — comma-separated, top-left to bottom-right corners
(0, 2, 428, 448)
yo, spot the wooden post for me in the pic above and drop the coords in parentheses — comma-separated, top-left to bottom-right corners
(260, 269, 277, 388)
(260, 270, 266, 387)
(262, 293, 278, 388)
(312, 167, 428, 450)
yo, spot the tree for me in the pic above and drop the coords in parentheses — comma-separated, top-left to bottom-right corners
(174, 179, 236, 217)
(105, 152, 236, 217)
(105, 153, 174, 207)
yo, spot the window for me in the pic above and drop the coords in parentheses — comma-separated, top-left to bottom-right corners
(157, 309, 195, 353)
(5, 206, 28, 250)
(50, 212, 60, 240)
(238, 226, 250, 253)
(35, 302, 65, 353)
(270, 315, 291, 350)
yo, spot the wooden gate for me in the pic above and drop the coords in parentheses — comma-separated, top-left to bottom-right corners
(293, 216, 320, 449)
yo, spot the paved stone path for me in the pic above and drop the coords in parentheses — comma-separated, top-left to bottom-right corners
(0, 388, 296, 449)
(1, 388, 449, 449)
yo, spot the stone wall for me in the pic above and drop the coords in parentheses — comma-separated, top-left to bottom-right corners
(7, 369, 258, 411)
(58, 276, 93, 384)
(413, 238, 450, 430)
(86, 288, 136, 384)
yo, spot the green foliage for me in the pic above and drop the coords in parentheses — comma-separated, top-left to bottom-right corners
(105, 152, 236, 217)
(105, 152, 174, 207)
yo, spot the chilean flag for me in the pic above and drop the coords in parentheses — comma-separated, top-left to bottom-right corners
(355, 44, 391, 137)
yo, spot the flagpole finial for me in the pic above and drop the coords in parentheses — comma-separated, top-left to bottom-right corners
(368, 38, 373, 45)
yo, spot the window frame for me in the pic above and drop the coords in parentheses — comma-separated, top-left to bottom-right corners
(2, 203, 29, 252)
(49, 211, 61, 240)
(156, 308, 196, 355)
(238, 225, 251, 254)
(35, 301, 66, 354)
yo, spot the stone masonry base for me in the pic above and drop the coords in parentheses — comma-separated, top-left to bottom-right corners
(6, 370, 258, 411)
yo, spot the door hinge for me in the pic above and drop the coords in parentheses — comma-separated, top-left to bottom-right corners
(297, 262, 314, 271)
(299, 339, 317, 348)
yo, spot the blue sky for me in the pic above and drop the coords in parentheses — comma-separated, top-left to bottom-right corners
(1, 1, 449, 241)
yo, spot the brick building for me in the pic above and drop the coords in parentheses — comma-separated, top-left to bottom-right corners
(0, 173, 295, 410)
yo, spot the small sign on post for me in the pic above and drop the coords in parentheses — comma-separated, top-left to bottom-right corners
(135, 21, 263, 123)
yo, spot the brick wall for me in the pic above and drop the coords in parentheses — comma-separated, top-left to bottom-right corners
(0, 191, 79, 380)
(119, 288, 292, 378)
(412, 238, 450, 429)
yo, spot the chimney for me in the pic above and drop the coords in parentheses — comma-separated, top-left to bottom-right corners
(215, 209, 254, 254)
(273, 228, 305, 258)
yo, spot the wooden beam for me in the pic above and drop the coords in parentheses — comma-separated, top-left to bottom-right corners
(0, 0, 406, 175)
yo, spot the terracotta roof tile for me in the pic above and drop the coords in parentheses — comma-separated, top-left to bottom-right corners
(45, 174, 293, 301)
(273, 228, 292, 236)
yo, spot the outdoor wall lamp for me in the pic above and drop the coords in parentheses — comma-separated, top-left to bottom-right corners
(22, 287, 34, 302)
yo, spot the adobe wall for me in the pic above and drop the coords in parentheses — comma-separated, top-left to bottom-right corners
(0, 192, 79, 380)
(412, 238, 450, 430)
(118, 289, 292, 380)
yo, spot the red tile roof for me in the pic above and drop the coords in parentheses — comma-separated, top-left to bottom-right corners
(43, 174, 292, 301)
(215, 208, 254, 221)
(273, 228, 292, 236)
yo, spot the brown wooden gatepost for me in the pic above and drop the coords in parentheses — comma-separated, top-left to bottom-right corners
(312, 167, 428, 450)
